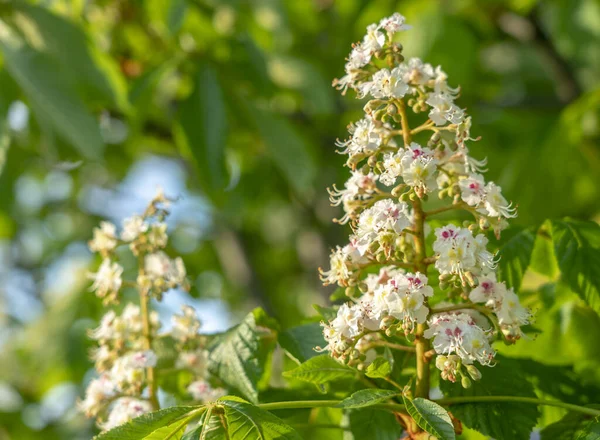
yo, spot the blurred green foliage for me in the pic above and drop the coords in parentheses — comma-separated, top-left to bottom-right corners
(0, 0, 598, 438)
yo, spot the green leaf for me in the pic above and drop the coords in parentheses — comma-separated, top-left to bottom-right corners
(348, 408, 403, 440)
(336, 389, 397, 409)
(282, 354, 356, 385)
(551, 219, 600, 315)
(439, 358, 540, 440)
(10, 3, 128, 110)
(250, 107, 316, 194)
(312, 304, 337, 321)
(529, 224, 559, 279)
(207, 308, 277, 403)
(497, 227, 537, 290)
(365, 358, 391, 379)
(220, 396, 302, 440)
(402, 396, 455, 440)
(143, 422, 187, 440)
(94, 406, 199, 440)
(0, 26, 103, 158)
(177, 63, 228, 191)
(541, 412, 599, 440)
(577, 418, 600, 440)
(182, 407, 227, 440)
(278, 322, 325, 363)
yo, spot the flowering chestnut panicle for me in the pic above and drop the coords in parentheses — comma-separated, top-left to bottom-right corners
(80, 190, 225, 432)
(320, 11, 531, 393)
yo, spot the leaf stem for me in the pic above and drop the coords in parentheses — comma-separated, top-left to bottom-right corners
(360, 340, 417, 353)
(257, 400, 406, 413)
(424, 203, 466, 217)
(435, 396, 600, 417)
(257, 397, 600, 418)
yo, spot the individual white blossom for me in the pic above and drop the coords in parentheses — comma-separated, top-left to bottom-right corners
(336, 116, 383, 156)
(433, 225, 496, 279)
(483, 182, 517, 219)
(121, 215, 148, 242)
(147, 222, 168, 248)
(426, 91, 464, 126)
(171, 305, 202, 343)
(176, 349, 208, 374)
(469, 273, 530, 339)
(89, 221, 118, 255)
(101, 398, 153, 431)
(355, 199, 411, 255)
(459, 174, 486, 207)
(110, 350, 157, 392)
(89, 259, 123, 305)
(320, 240, 367, 286)
(361, 67, 409, 99)
(372, 272, 433, 332)
(187, 380, 226, 403)
(425, 312, 495, 366)
(78, 375, 116, 417)
(400, 57, 435, 87)
(379, 12, 411, 36)
(399, 143, 439, 194)
(328, 171, 379, 223)
(140, 251, 187, 294)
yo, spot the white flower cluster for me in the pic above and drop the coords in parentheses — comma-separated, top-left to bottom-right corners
(81, 191, 223, 431)
(333, 13, 411, 94)
(425, 312, 494, 367)
(79, 303, 160, 424)
(88, 191, 188, 304)
(469, 273, 531, 341)
(433, 225, 496, 280)
(318, 12, 530, 385)
(320, 267, 433, 358)
(187, 380, 226, 403)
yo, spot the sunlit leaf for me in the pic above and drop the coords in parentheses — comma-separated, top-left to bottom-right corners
(207, 308, 277, 403)
(336, 389, 397, 409)
(402, 396, 456, 440)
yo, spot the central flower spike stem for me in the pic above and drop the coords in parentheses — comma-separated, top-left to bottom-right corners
(139, 257, 159, 410)
(399, 98, 431, 398)
(413, 198, 431, 398)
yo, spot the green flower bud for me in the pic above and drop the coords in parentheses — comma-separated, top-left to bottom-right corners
(461, 375, 472, 389)
(466, 364, 482, 381)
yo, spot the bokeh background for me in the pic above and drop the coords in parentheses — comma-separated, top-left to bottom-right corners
(0, 0, 599, 438)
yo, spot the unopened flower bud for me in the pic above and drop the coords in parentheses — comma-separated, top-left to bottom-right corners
(464, 271, 477, 288)
(385, 326, 398, 337)
(387, 104, 397, 115)
(358, 282, 368, 293)
(345, 287, 355, 297)
(391, 184, 405, 198)
(368, 155, 379, 167)
(381, 315, 395, 329)
(461, 375, 472, 389)
(376, 252, 387, 263)
(466, 365, 482, 381)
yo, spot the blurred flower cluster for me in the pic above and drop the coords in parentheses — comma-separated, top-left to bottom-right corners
(80, 191, 224, 431)
(320, 13, 531, 386)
